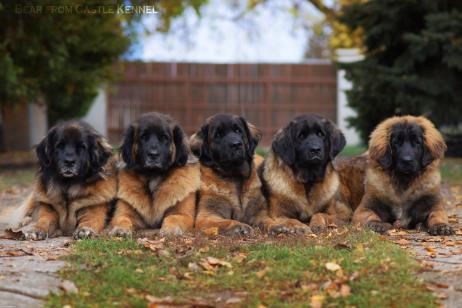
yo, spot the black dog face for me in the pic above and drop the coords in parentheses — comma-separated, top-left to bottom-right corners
(36, 121, 112, 181)
(121, 113, 188, 173)
(272, 114, 346, 183)
(190, 114, 261, 177)
(382, 122, 425, 175)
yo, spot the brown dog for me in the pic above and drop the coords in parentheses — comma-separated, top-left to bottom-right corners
(347, 115, 453, 235)
(259, 114, 349, 234)
(109, 113, 199, 237)
(6, 120, 116, 240)
(190, 114, 273, 236)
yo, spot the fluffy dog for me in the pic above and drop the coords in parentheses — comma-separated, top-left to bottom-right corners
(109, 112, 199, 236)
(6, 120, 116, 240)
(350, 116, 453, 235)
(259, 114, 349, 234)
(191, 114, 272, 236)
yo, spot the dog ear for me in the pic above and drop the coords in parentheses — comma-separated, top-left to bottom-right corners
(378, 145, 393, 169)
(35, 128, 56, 169)
(173, 124, 188, 166)
(238, 117, 261, 158)
(369, 140, 393, 169)
(369, 121, 393, 169)
(89, 134, 112, 173)
(121, 124, 136, 168)
(190, 123, 212, 163)
(272, 123, 295, 166)
(419, 118, 447, 167)
(326, 121, 346, 159)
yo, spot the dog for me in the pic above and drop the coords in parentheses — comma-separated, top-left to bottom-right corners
(190, 114, 273, 236)
(109, 112, 199, 237)
(6, 120, 116, 240)
(259, 114, 349, 234)
(349, 115, 453, 235)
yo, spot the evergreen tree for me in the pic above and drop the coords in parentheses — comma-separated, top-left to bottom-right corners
(341, 0, 462, 143)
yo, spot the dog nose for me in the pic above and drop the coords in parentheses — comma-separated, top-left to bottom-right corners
(64, 159, 75, 167)
(147, 150, 159, 160)
(231, 140, 243, 149)
(309, 146, 322, 155)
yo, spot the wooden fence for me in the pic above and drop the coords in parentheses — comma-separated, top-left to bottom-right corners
(107, 62, 337, 146)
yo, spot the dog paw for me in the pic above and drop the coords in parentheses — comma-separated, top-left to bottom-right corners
(159, 225, 185, 236)
(365, 221, 392, 234)
(428, 223, 454, 236)
(108, 227, 132, 238)
(73, 227, 97, 240)
(23, 229, 48, 241)
(224, 223, 254, 236)
(269, 224, 311, 235)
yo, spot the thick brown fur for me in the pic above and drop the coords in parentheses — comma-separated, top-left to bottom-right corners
(350, 116, 452, 235)
(6, 121, 116, 240)
(191, 115, 273, 236)
(109, 113, 199, 236)
(260, 150, 351, 234)
(335, 154, 368, 212)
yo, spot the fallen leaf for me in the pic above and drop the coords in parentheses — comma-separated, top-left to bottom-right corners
(340, 284, 351, 297)
(146, 295, 175, 304)
(59, 280, 78, 293)
(256, 267, 269, 278)
(310, 294, 325, 308)
(394, 238, 410, 246)
(434, 282, 449, 289)
(325, 262, 341, 272)
(225, 297, 242, 304)
(137, 238, 164, 253)
(199, 261, 215, 272)
(233, 253, 247, 263)
(207, 256, 232, 268)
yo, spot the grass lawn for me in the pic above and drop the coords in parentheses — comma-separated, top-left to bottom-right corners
(0, 168, 35, 192)
(48, 229, 435, 308)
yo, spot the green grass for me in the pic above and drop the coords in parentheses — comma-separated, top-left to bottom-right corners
(441, 158, 462, 185)
(47, 229, 435, 308)
(0, 168, 35, 192)
(340, 145, 367, 157)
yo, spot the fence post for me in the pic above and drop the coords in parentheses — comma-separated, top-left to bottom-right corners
(336, 48, 364, 146)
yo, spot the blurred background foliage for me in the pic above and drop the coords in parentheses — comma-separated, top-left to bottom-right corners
(340, 0, 462, 142)
(1, 0, 462, 145)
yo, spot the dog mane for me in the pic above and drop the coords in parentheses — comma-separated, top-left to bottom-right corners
(369, 115, 446, 163)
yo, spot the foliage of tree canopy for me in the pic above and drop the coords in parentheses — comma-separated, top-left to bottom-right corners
(0, 0, 143, 124)
(341, 0, 462, 142)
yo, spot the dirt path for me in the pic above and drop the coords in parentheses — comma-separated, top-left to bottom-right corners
(0, 187, 73, 307)
(387, 184, 462, 307)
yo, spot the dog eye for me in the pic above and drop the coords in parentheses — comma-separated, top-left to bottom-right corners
(298, 132, 306, 139)
(215, 131, 222, 138)
(140, 133, 149, 141)
(233, 127, 241, 134)
(56, 142, 65, 149)
(317, 131, 325, 138)
(77, 143, 87, 150)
